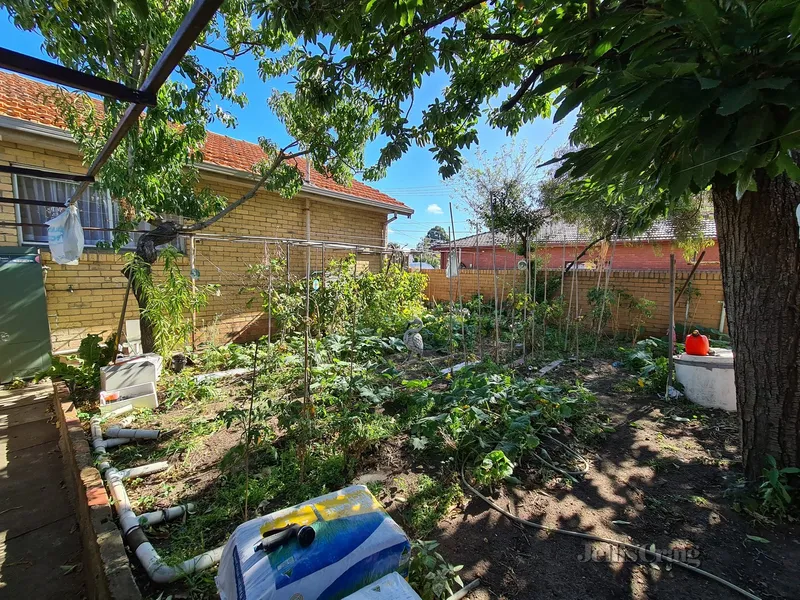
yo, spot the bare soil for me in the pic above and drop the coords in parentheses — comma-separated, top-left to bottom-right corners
(427, 359, 800, 600)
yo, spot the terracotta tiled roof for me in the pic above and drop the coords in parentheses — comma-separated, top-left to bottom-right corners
(436, 218, 717, 249)
(0, 71, 411, 213)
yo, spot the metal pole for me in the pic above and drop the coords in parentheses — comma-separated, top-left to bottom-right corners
(189, 235, 197, 351)
(666, 254, 676, 401)
(447, 225, 455, 372)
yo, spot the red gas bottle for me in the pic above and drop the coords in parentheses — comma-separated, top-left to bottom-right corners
(685, 330, 710, 356)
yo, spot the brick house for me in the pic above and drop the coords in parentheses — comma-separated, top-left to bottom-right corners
(534, 219, 719, 271)
(432, 232, 525, 270)
(436, 219, 719, 273)
(0, 72, 412, 355)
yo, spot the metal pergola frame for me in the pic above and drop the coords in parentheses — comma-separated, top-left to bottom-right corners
(0, 0, 225, 208)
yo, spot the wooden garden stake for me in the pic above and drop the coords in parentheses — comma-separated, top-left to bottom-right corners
(666, 253, 676, 401)
(244, 337, 260, 519)
(450, 203, 467, 364)
(475, 224, 482, 359)
(490, 196, 500, 362)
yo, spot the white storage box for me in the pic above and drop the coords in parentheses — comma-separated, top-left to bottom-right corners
(342, 573, 420, 600)
(100, 353, 163, 391)
(99, 381, 158, 415)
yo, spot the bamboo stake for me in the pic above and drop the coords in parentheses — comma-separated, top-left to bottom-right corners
(564, 230, 578, 352)
(267, 245, 272, 347)
(666, 254, 676, 401)
(243, 337, 260, 519)
(510, 233, 518, 361)
(594, 219, 621, 353)
(531, 250, 538, 356)
(522, 233, 529, 364)
(450, 203, 467, 364)
(475, 224, 482, 359)
(542, 255, 548, 343)
(558, 241, 566, 341)
(490, 198, 500, 362)
(349, 248, 359, 388)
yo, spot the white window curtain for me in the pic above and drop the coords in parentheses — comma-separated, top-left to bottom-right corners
(17, 175, 112, 245)
(15, 174, 184, 251)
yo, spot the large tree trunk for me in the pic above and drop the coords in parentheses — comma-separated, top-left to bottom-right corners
(712, 171, 800, 480)
(122, 222, 181, 355)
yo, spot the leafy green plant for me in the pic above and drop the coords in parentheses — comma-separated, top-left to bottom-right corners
(163, 373, 217, 409)
(408, 540, 463, 600)
(473, 449, 514, 489)
(36, 333, 116, 393)
(126, 247, 217, 357)
(628, 297, 656, 345)
(623, 338, 672, 394)
(759, 455, 800, 520)
(402, 475, 464, 537)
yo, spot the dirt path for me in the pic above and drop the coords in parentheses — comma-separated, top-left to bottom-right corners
(431, 360, 800, 600)
(0, 382, 84, 599)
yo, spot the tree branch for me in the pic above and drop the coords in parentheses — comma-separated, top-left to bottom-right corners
(564, 232, 612, 273)
(500, 54, 582, 112)
(182, 147, 310, 233)
(197, 42, 255, 60)
(480, 31, 539, 45)
(406, 0, 486, 36)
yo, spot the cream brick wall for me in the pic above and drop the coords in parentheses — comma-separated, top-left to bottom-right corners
(424, 268, 727, 337)
(0, 136, 390, 352)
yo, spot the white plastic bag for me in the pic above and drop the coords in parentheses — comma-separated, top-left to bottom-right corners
(46, 205, 84, 265)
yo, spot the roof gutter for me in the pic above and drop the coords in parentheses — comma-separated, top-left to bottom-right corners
(0, 115, 414, 216)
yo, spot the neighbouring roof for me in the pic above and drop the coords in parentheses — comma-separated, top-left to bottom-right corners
(0, 71, 411, 214)
(434, 218, 717, 249)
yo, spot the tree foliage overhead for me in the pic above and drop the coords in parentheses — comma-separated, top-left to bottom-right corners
(248, 0, 800, 201)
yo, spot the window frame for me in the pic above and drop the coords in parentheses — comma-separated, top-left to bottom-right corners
(13, 172, 184, 251)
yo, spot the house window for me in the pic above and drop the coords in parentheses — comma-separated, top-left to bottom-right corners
(15, 174, 184, 250)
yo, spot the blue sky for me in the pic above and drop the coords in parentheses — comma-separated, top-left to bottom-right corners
(0, 10, 573, 247)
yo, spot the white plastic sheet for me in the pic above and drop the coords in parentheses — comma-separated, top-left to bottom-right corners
(46, 205, 84, 265)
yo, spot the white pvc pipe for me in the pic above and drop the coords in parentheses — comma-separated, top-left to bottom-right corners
(106, 427, 160, 439)
(104, 464, 223, 582)
(119, 462, 169, 480)
(139, 544, 225, 584)
(92, 416, 223, 583)
(194, 367, 249, 382)
(139, 504, 195, 526)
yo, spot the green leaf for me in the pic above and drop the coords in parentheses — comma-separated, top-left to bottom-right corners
(735, 171, 756, 200)
(791, 5, 800, 40)
(753, 78, 792, 90)
(593, 39, 613, 58)
(698, 77, 721, 90)
(553, 85, 596, 123)
(532, 68, 588, 96)
(734, 113, 765, 149)
(717, 86, 758, 116)
(746, 535, 770, 544)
